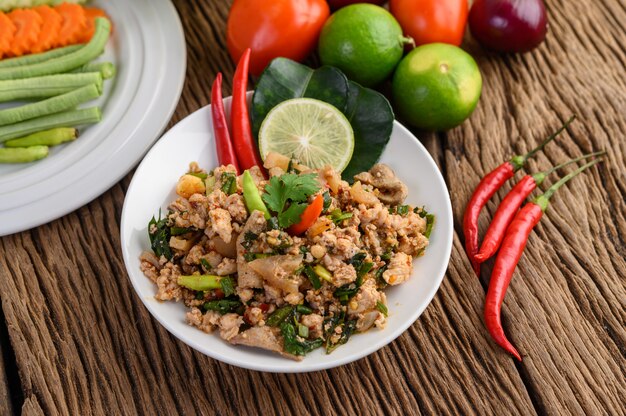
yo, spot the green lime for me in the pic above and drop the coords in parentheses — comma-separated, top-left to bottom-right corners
(258, 98, 354, 173)
(318, 4, 406, 87)
(392, 43, 482, 131)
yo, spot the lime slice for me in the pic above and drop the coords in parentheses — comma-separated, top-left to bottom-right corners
(258, 98, 354, 173)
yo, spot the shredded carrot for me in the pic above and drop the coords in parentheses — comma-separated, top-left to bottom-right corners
(54, 3, 86, 47)
(76, 7, 108, 44)
(0, 12, 17, 59)
(31, 6, 62, 53)
(7, 9, 43, 57)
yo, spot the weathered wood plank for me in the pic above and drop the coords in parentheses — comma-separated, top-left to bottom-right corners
(0, 307, 15, 416)
(0, 0, 624, 415)
(445, 0, 626, 414)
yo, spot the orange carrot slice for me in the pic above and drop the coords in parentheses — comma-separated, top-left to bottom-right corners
(0, 12, 17, 59)
(76, 7, 108, 44)
(7, 9, 43, 57)
(31, 6, 63, 54)
(54, 3, 87, 47)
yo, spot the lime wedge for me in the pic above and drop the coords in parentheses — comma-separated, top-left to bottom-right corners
(258, 98, 354, 173)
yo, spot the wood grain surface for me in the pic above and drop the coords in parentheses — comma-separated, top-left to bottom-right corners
(1, 0, 625, 415)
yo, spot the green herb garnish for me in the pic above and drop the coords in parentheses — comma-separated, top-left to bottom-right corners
(266, 306, 294, 327)
(322, 191, 332, 212)
(424, 214, 435, 239)
(220, 172, 237, 195)
(330, 209, 353, 224)
(280, 321, 323, 356)
(219, 276, 236, 298)
(262, 173, 320, 228)
(200, 258, 211, 271)
(303, 265, 322, 290)
(376, 301, 388, 317)
(148, 210, 172, 260)
(188, 172, 208, 180)
(203, 299, 242, 315)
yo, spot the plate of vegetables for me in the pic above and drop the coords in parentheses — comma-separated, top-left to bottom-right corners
(120, 54, 453, 372)
(0, 0, 185, 236)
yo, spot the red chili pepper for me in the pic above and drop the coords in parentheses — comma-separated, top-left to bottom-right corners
(287, 194, 324, 235)
(463, 116, 575, 276)
(232, 48, 266, 174)
(211, 73, 240, 173)
(484, 159, 601, 360)
(475, 150, 604, 263)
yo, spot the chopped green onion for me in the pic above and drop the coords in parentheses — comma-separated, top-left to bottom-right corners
(313, 265, 333, 282)
(170, 227, 191, 236)
(188, 172, 208, 180)
(303, 265, 321, 289)
(267, 306, 294, 327)
(330, 209, 353, 224)
(298, 324, 309, 338)
(220, 172, 237, 195)
(204, 175, 216, 195)
(203, 299, 242, 315)
(296, 305, 313, 315)
(376, 301, 388, 317)
(178, 275, 222, 291)
(424, 214, 435, 238)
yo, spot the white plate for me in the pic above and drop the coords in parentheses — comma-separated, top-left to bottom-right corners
(121, 93, 453, 373)
(0, 0, 186, 236)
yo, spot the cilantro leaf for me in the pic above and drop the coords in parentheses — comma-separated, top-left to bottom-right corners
(262, 173, 320, 228)
(278, 203, 307, 228)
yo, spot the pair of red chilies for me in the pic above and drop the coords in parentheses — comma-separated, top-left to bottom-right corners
(211, 48, 264, 175)
(463, 116, 604, 361)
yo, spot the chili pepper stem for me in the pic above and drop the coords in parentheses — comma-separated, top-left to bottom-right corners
(510, 115, 576, 170)
(531, 150, 606, 185)
(535, 159, 601, 211)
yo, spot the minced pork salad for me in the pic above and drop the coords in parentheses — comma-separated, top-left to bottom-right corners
(140, 152, 434, 360)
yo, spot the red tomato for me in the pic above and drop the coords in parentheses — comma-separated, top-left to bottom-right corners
(227, 0, 330, 76)
(389, 0, 468, 46)
(326, 0, 385, 10)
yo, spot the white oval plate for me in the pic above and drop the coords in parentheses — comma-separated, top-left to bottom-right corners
(0, 0, 186, 236)
(121, 93, 453, 373)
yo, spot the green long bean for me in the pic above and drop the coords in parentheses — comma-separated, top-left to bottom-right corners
(0, 45, 83, 69)
(4, 128, 77, 147)
(0, 18, 111, 80)
(0, 146, 48, 163)
(0, 72, 103, 102)
(70, 62, 116, 79)
(0, 84, 101, 126)
(0, 107, 101, 143)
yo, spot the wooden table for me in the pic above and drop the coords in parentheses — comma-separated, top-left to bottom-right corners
(1, 1, 624, 414)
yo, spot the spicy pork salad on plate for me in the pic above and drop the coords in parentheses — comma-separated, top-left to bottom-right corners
(121, 56, 452, 372)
